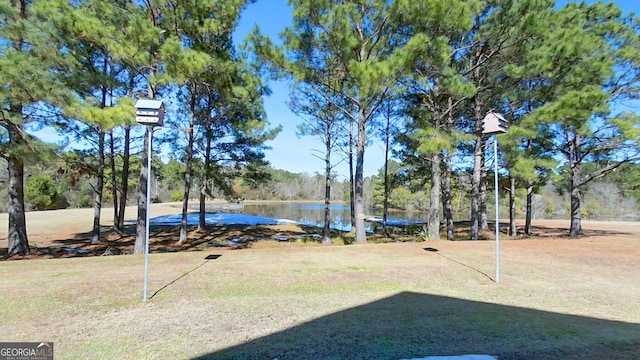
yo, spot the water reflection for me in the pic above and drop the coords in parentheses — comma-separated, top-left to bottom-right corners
(244, 202, 428, 231)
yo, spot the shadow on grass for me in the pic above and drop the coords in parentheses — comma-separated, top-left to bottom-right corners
(23, 224, 202, 258)
(450, 220, 635, 241)
(149, 254, 221, 300)
(14, 222, 332, 259)
(192, 291, 640, 360)
(424, 247, 494, 282)
(504, 221, 634, 239)
(6, 219, 634, 260)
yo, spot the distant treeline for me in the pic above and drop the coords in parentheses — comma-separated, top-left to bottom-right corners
(2, 156, 638, 222)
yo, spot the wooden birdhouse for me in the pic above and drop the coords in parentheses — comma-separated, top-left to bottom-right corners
(135, 99, 165, 126)
(482, 112, 508, 135)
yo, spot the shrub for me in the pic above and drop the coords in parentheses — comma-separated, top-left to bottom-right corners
(25, 174, 69, 210)
(170, 191, 184, 202)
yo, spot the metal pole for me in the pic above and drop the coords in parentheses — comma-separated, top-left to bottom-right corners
(494, 137, 500, 283)
(143, 126, 152, 301)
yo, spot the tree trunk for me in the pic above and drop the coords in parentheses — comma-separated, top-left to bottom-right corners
(428, 152, 441, 240)
(322, 123, 332, 245)
(91, 130, 105, 244)
(116, 126, 131, 231)
(443, 98, 455, 241)
(109, 130, 119, 232)
(525, 185, 533, 235)
(569, 178, 583, 236)
(382, 106, 391, 236)
(471, 46, 488, 239)
(348, 119, 355, 229)
(199, 190, 206, 231)
(92, 74, 108, 244)
(509, 176, 517, 236)
(480, 165, 488, 231)
(470, 136, 485, 240)
(179, 143, 193, 243)
(134, 127, 151, 254)
(354, 107, 367, 243)
(179, 93, 196, 244)
(442, 150, 455, 240)
(569, 135, 583, 236)
(6, 1, 29, 256)
(199, 130, 213, 232)
(6, 120, 29, 255)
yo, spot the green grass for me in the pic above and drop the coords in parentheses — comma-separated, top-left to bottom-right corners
(1, 239, 639, 359)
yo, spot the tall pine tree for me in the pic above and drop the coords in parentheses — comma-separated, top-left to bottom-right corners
(0, 0, 74, 254)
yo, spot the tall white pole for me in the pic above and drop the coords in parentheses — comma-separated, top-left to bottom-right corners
(494, 137, 500, 283)
(143, 127, 152, 301)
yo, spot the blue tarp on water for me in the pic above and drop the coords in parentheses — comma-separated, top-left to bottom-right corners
(365, 217, 426, 227)
(149, 213, 297, 226)
(139, 211, 423, 229)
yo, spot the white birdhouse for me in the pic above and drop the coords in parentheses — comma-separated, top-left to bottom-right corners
(135, 99, 165, 126)
(482, 112, 508, 135)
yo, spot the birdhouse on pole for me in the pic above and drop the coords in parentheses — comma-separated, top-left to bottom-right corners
(135, 99, 165, 126)
(482, 112, 508, 135)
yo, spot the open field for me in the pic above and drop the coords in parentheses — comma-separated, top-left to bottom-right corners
(0, 205, 639, 359)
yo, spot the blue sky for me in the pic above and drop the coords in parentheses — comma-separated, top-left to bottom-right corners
(234, 0, 640, 179)
(233, 0, 387, 179)
(557, 0, 639, 12)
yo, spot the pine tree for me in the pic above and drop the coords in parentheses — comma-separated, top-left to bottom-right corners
(159, 0, 258, 242)
(292, 81, 345, 244)
(526, 2, 640, 236)
(45, 0, 137, 244)
(397, 0, 479, 240)
(253, 0, 424, 242)
(0, 0, 74, 255)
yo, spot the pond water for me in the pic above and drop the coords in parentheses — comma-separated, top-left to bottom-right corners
(148, 202, 466, 231)
(243, 202, 428, 231)
(149, 202, 638, 230)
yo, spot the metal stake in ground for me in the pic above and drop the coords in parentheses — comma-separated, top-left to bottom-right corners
(143, 126, 152, 300)
(494, 137, 500, 283)
(481, 112, 508, 283)
(134, 99, 165, 301)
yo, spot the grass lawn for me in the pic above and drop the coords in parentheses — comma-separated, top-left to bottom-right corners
(0, 204, 639, 359)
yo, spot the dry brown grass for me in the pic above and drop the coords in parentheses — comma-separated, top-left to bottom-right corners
(0, 204, 639, 359)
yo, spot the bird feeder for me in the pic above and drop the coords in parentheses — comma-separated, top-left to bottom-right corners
(134, 99, 165, 126)
(482, 112, 508, 135)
